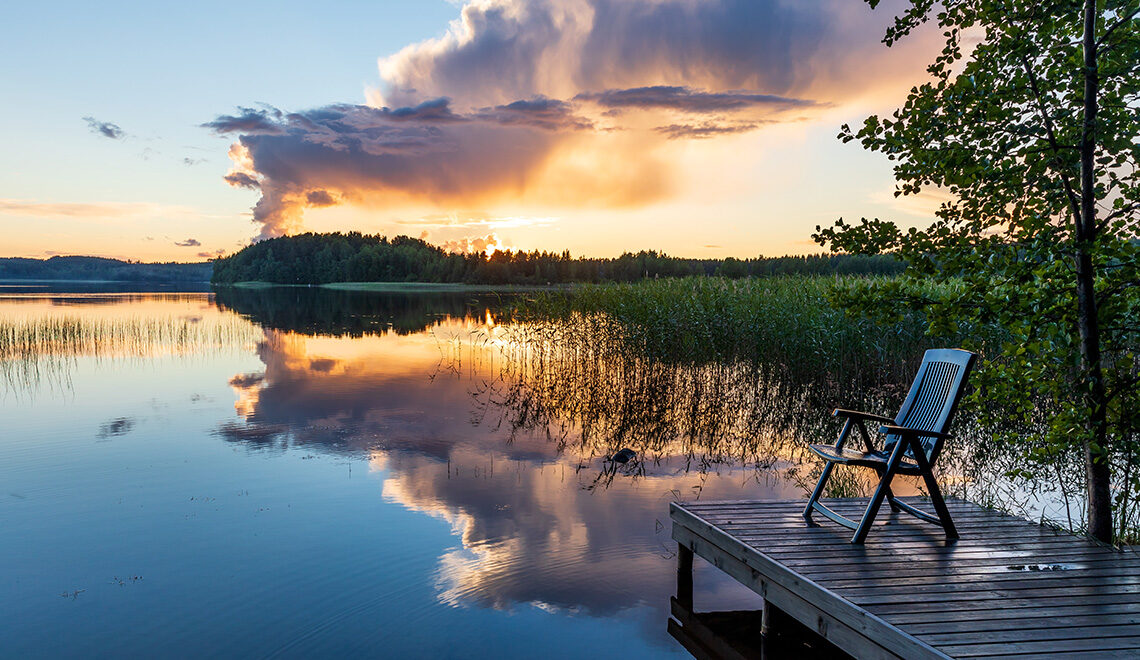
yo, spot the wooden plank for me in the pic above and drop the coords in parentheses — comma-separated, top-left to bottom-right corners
(703, 509, 1044, 525)
(726, 519, 1069, 536)
(991, 652, 1140, 660)
(938, 635, 1140, 657)
(783, 558, 1127, 582)
(815, 566, 1140, 590)
(672, 523, 904, 660)
(722, 528, 1067, 544)
(849, 581, 1140, 606)
(693, 504, 1020, 521)
(717, 519, 1073, 537)
(773, 550, 1124, 570)
(901, 612, 1140, 636)
(685, 497, 1008, 512)
(741, 519, 1078, 539)
(839, 574, 1140, 597)
(733, 535, 1069, 553)
(684, 497, 988, 510)
(672, 498, 1140, 658)
(757, 542, 1114, 562)
(865, 591, 1140, 616)
(887, 601, 1140, 625)
(724, 531, 1079, 549)
(700, 509, 1013, 524)
(695, 503, 1044, 521)
(919, 624, 1140, 646)
(793, 558, 1130, 582)
(672, 505, 948, 660)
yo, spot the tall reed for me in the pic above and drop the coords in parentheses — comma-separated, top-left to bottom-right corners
(515, 276, 940, 399)
(0, 314, 262, 393)
(457, 276, 1003, 501)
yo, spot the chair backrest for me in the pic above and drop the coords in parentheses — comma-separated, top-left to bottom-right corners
(886, 348, 977, 463)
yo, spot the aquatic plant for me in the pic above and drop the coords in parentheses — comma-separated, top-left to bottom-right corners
(0, 311, 261, 394)
(441, 278, 979, 491)
(448, 276, 1095, 531)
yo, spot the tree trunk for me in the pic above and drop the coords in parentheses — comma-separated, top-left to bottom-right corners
(1078, 0, 1112, 543)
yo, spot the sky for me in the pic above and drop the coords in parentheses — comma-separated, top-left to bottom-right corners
(0, 0, 950, 262)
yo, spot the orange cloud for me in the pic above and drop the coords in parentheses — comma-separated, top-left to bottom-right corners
(209, 0, 943, 242)
(440, 233, 504, 256)
(213, 99, 677, 239)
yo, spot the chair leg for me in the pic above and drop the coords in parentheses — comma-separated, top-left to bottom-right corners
(909, 439, 958, 539)
(805, 419, 854, 521)
(803, 462, 835, 521)
(883, 478, 902, 513)
(871, 467, 902, 512)
(852, 443, 906, 544)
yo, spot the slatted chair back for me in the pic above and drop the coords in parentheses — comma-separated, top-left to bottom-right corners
(885, 348, 977, 464)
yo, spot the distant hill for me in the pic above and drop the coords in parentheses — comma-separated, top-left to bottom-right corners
(0, 256, 213, 282)
(211, 232, 905, 285)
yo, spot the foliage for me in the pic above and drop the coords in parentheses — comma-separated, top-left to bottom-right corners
(209, 231, 904, 285)
(0, 256, 212, 282)
(815, 0, 1139, 540)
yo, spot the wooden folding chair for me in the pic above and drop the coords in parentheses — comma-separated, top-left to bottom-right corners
(803, 348, 977, 544)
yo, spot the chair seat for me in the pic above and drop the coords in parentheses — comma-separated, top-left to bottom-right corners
(807, 443, 923, 475)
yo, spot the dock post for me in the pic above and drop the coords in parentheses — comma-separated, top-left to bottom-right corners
(677, 544, 693, 610)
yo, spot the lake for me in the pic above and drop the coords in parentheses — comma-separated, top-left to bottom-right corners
(2, 287, 943, 658)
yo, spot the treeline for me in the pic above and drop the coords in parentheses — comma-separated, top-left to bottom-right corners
(0, 256, 213, 282)
(210, 232, 903, 285)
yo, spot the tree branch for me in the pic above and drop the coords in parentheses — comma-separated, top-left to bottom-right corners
(1096, 7, 1140, 48)
(1020, 53, 1085, 232)
(1103, 202, 1140, 223)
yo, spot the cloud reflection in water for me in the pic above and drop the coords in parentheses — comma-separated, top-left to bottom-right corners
(220, 311, 808, 622)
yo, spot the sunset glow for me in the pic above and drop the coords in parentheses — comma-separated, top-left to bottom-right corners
(2, 1, 946, 261)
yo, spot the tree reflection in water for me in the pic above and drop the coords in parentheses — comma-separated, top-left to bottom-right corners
(214, 285, 510, 337)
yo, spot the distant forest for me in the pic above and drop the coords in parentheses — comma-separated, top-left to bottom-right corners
(211, 233, 903, 285)
(0, 256, 213, 282)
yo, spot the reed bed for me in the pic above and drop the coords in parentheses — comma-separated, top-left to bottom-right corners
(435, 277, 990, 495)
(0, 313, 262, 393)
(457, 277, 1074, 524)
(515, 276, 941, 396)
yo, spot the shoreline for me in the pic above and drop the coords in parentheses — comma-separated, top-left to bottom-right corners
(226, 281, 568, 293)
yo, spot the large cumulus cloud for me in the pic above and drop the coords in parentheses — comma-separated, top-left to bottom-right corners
(373, 0, 912, 107)
(210, 99, 601, 239)
(212, 0, 935, 240)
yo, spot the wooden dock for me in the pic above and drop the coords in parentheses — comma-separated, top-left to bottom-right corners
(670, 497, 1140, 659)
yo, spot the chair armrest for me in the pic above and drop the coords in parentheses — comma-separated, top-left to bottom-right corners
(833, 409, 894, 424)
(878, 425, 953, 440)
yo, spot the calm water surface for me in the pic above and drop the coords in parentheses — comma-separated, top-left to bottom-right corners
(1, 289, 835, 658)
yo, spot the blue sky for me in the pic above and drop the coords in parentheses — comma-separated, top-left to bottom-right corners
(0, 0, 947, 261)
